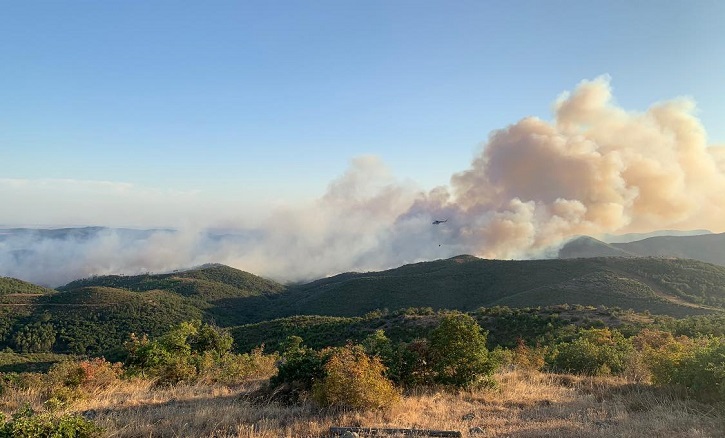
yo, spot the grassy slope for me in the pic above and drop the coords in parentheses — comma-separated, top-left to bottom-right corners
(3, 370, 721, 438)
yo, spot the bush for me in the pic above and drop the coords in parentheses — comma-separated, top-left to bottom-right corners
(646, 335, 725, 403)
(428, 312, 494, 387)
(197, 347, 278, 385)
(0, 372, 43, 395)
(511, 339, 545, 372)
(157, 355, 198, 386)
(46, 358, 122, 391)
(389, 338, 435, 387)
(123, 321, 243, 385)
(42, 358, 123, 409)
(551, 328, 632, 376)
(270, 338, 329, 393)
(0, 406, 102, 438)
(312, 344, 400, 410)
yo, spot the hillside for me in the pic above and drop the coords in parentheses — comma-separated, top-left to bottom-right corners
(57, 264, 286, 326)
(1, 256, 724, 355)
(0, 265, 286, 355)
(276, 256, 724, 318)
(615, 233, 725, 265)
(559, 232, 725, 266)
(558, 236, 637, 259)
(228, 304, 655, 353)
(0, 277, 55, 296)
(59, 263, 284, 299)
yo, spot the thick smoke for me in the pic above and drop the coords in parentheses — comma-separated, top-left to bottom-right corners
(2, 77, 725, 286)
(443, 76, 725, 257)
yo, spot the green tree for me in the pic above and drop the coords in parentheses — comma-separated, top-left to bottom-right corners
(552, 328, 633, 375)
(271, 336, 328, 393)
(428, 312, 494, 387)
(190, 322, 233, 356)
(123, 321, 237, 384)
(11, 323, 56, 353)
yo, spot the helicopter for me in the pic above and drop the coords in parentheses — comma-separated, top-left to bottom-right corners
(432, 219, 448, 225)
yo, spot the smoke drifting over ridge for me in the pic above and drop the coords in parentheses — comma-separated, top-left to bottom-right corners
(442, 76, 725, 258)
(3, 77, 725, 286)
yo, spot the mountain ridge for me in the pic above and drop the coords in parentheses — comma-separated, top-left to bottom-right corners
(559, 232, 725, 266)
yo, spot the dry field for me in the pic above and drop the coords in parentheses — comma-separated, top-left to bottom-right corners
(3, 370, 722, 437)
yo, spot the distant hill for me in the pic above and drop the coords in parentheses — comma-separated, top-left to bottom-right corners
(558, 236, 636, 259)
(0, 265, 286, 355)
(0, 277, 55, 296)
(60, 264, 284, 300)
(0, 226, 172, 239)
(559, 232, 725, 266)
(276, 256, 724, 319)
(57, 264, 286, 327)
(1, 256, 724, 356)
(602, 229, 712, 244)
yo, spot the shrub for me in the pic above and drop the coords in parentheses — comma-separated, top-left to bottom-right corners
(428, 312, 494, 387)
(488, 346, 515, 371)
(271, 338, 328, 393)
(123, 333, 170, 377)
(0, 372, 43, 395)
(0, 406, 102, 438)
(46, 358, 122, 391)
(42, 358, 123, 408)
(312, 345, 400, 410)
(647, 335, 725, 403)
(157, 355, 198, 386)
(511, 339, 545, 372)
(362, 330, 394, 363)
(198, 347, 278, 385)
(551, 328, 633, 376)
(190, 323, 233, 356)
(390, 338, 435, 387)
(123, 321, 240, 385)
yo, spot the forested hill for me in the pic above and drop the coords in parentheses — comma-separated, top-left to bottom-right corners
(0, 265, 286, 356)
(1, 256, 724, 356)
(0, 277, 55, 295)
(278, 256, 725, 318)
(59, 264, 285, 300)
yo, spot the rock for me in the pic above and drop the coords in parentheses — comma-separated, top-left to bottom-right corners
(462, 412, 476, 421)
(469, 426, 485, 435)
(341, 432, 360, 438)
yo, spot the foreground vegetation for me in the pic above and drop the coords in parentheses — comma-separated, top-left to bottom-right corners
(4, 370, 722, 437)
(0, 313, 722, 437)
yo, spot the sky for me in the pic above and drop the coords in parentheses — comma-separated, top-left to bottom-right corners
(1, 1, 725, 284)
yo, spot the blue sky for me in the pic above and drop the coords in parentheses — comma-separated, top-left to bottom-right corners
(1, 0, 724, 227)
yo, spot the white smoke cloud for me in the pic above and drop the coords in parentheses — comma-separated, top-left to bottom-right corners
(446, 76, 725, 257)
(3, 77, 725, 286)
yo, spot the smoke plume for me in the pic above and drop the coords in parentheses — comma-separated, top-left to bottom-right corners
(2, 76, 725, 286)
(443, 76, 725, 258)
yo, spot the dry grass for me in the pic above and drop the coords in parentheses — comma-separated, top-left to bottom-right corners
(2, 371, 722, 437)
